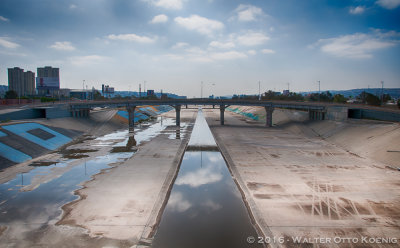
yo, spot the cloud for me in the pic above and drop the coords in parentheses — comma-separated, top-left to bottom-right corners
(164, 53, 184, 60)
(150, 14, 168, 24)
(167, 192, 191, 212)
(70, 55, 108, 66)
(0, 37, 20, 49)
(211, 51, 247, 60)
(107, 33, 156, 43)
(376, 0, 400, 9)
(234, 4, 263, 22)
(261, 48, 275, 54)
(174, 15, 224, 36)
(172, 42, 189, 49)
(202, 199, 222, 212)
(247, 50, 256, 55)
(312, 31, 398, 59)
(0, 16, 9, 22)
(69, 4, 77, 9)
(145, 0, 184, 10)
(236, 32, 270, 46)
(175, 167, 223, 187)
(349, 6, 366, 14)
(50, 41, 76, 51)
(209, 41, 235, 49)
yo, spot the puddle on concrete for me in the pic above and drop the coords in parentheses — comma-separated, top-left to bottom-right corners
(0, 152, 133, 225)
(111, 117, 188, 149)
(152, 109, 261, 248)
(0, 114, 180, 244)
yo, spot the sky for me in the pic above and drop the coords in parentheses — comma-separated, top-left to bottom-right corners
(0, 0, 399, 97)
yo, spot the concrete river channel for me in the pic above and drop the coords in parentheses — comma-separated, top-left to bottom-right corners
(0, 109, 261, 247)
(152, 109, 261, 248)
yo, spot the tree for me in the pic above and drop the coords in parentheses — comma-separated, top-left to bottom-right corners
(5, 90, 18, 99)
(397, 99, 400, 109)
(358, 92, 380, 106)
(333, 94, 347, 103)
(382, 94, 391, 103)
(93, 90, 104, 100)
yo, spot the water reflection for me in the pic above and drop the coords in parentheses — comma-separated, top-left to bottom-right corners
(0, 153, 133, 225)
(152, 151, 261, 248)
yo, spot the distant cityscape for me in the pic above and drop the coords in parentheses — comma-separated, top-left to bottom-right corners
(1, 66, 188, 101)
(0, 66, 399, 107)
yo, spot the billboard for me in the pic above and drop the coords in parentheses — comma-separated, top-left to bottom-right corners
(36, 77, 60, 89)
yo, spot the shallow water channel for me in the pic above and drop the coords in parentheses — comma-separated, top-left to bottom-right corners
(152, 110, 261, 248)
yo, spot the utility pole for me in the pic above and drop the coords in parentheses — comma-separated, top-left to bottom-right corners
(201, 81, 203, 98)
(83, 80, 85, 100)
(381, 81, 384, 106)
(258, 81, 261, 100)
(317, 80, 321, 102)
(139, 83, 141, 97)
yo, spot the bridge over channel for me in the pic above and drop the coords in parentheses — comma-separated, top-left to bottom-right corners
(69, 99, 327, 129)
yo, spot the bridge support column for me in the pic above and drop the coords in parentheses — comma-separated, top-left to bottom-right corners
(175, 105, 181, 126)
(309, 110, 325, 121)
(265, 106, 274, 127)
(220, 105, 225, 125)
(127, 106, 136, 131)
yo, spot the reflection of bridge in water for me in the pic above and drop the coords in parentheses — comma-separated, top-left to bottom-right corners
(69, 99, 329, 129)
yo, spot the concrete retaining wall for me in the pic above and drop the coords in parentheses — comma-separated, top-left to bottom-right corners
(45, 106, 71, 119)
(0, 109, 44, 121)
(348, 108, 400, 122)
(326, 106, 348, 121)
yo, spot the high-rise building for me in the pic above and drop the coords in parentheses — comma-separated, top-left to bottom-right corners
(24, 71, 35, 96)
(8, 67, 24, 96)
(37, 66, 59, 78)
(8, 67, 36, 97)
(36, 66, 60, 96)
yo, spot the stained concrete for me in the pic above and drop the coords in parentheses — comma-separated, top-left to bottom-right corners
(204, 108, 400, 248)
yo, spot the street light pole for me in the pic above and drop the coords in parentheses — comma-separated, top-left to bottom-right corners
(83, 80, 85, 100)
(201, 81, 203, 98)
(381, 81, 384, 106)
(258, 81, 261, 100)
(317, 80, 321, 102)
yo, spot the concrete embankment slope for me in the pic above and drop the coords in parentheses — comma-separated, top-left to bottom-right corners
(227, 105, 400, 167)
(204, 108, 400, 247)
(58, 109, 197, 243)
(0, 109, 126, 170)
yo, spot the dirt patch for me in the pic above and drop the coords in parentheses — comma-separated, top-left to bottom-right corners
(29, 161, 57, 167)
(253, 194, 282, 199)
(247, 182, 269, 190)
(0, 226, 7, 236)
(368, 201, 400, 218)
(61, 149, 98, 159)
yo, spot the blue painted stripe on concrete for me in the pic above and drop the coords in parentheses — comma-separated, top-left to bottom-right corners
(2, 123, 72, 150)
(117, 110, 129, 119)
(0, 131, 32, 163)
(117, 110, 150, 123)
